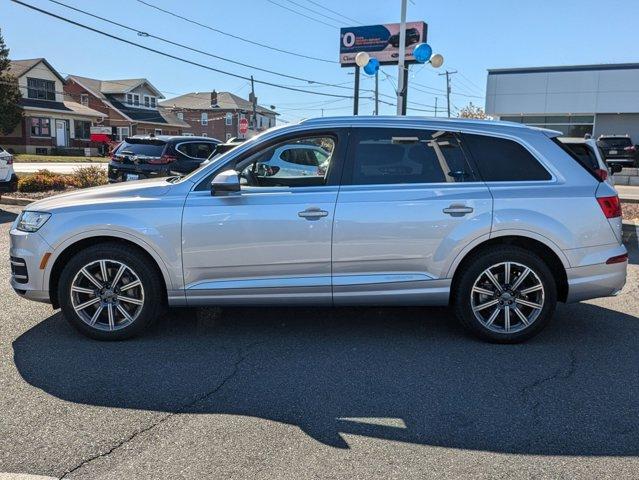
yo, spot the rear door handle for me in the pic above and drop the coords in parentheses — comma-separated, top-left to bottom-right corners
(442, 204, 474, 216)
(298, 208, 329, 220)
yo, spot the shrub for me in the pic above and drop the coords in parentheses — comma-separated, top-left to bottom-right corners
(17, 169, 68, 193)
(70, 165, 108, 188)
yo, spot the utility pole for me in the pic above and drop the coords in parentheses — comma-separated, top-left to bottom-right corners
(374, 70, 379, 115)
(396, 0, 408, 115)
(249, 75, 257, 130)
(438, 70, 457, 118)
(353, 65, 360, 115)
(434, 97, 438, 117)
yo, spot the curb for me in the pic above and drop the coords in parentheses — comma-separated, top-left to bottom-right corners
(621, 197, 639, 204)
(0, 196, 33, 206)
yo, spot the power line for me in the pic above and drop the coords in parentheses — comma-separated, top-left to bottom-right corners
(47, 0, 352, 92)
(282, 0, 347, 26)
(304, 0, 362, 25)
(135, 0, 335, 64)
(265, 0, 340, 29)
(11, 0, 353, 99)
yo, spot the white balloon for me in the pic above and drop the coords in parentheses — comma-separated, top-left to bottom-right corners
(430, 54, 444, 68)
(355, 51, 370, 68)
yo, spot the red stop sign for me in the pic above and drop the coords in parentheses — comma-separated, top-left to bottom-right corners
(239, 118, 249, 134)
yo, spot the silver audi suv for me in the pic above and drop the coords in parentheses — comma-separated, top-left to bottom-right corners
(10, 117, 628, 343)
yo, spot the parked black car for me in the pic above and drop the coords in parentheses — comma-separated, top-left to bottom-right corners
(108, 135, 221, 183)
(597, 135, 639, 167)
(388, 28, 421, 48)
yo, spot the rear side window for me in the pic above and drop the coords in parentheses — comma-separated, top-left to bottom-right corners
(115, 141, 166, 157)
(346, 128, 478, 185)
(599, 137, 632, 148)
(461, 134, 551, 181)
(562, 143, 599, 170)
(177, 142, 217, 159)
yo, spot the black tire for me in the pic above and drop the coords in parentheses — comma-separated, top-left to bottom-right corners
(453, 246, 557, 343)
(58, 242, 164, 340)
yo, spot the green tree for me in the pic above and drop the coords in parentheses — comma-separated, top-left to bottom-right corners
(457, 102, 490, 120)
(0, 29, 23, 136)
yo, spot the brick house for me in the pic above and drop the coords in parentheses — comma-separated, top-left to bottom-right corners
(159, 91, 278, 141)
(65, 75, 189, 141)
(0, 58, 105, 155)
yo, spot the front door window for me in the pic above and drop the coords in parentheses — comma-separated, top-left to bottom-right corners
(55, 120, 67, 147)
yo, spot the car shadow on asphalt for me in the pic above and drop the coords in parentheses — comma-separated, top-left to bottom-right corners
(12, 301, 639, 456)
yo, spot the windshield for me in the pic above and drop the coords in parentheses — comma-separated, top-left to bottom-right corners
(114, 141, 166, 157)
(599, 137, 632, 148)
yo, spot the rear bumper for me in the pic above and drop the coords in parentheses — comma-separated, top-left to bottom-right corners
(0, 174, 18, 193)
(565, 260, 627, 303)
(108, 163, 170, 183)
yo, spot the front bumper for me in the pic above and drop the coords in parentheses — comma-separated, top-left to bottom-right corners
(9, 226, 53, 304)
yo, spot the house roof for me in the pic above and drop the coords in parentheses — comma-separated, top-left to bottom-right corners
(8, 58, 66, 83)
(160, 91, 278, 116)
(19, 98, 104, 118)
(105, 95, 189, 127)
(66, 75, 164, 98)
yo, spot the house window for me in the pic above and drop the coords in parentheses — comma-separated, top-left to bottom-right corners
(116, 126, 130, 141)
(27, 78, 55, 101)
(177, 112, 184, 120)
(225, 112, 232, 125)
(154, 129, 162, 135)
(144, 95, 150, 108)
(126, 94, 140, 106)
(201, 112, 208, 126)
(150, 97, 156, 108)
(80, 94, 89, 107)
(74, 120, 91, 140)
(30, 117, 51, 137)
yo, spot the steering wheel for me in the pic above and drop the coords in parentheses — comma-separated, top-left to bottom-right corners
(240, 167, 259, 187)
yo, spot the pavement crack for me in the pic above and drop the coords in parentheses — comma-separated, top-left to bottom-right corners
(59, 340, 265, 479)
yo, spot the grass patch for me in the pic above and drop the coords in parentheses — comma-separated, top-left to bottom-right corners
(14, 154, 109, 163)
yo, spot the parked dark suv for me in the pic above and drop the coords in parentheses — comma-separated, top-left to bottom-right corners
(597, 135, 639, 167)
(108, 135, 221, 183)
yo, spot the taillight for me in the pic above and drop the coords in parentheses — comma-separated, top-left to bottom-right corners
(597, 195, 622, 219)
(148, 154, 177, 165)
(594, 168, 608, 181)
(624, 145, 636, 152)
(606, 253, 628, 264)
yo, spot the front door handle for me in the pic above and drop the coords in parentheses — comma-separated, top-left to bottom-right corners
(298, 208, 329, 220)
(442, 204, 474, 216)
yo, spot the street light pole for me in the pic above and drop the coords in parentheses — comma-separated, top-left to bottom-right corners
(353, 65, 360, 115)
(396, 0, 407, 115)
(374, 69, 379, 115)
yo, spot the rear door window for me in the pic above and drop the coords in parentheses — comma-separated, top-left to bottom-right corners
(177, 142, 217, 159)
(461, 134, 551, 181)
(561, 143, 599, 171)
(345, 128, 478, 185)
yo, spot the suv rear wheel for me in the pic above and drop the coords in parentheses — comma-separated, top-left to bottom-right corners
(58, 243, 164, 340)
(453, 246, 557, 343)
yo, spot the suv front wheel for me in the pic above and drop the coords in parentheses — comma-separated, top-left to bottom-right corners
(453, 246, 557, 343)
(58, 242, 164, 340)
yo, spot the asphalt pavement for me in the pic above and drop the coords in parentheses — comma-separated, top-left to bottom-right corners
(1, 203, 639, 479)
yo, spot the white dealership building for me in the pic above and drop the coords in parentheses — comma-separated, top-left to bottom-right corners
(485, 63, 639, 141)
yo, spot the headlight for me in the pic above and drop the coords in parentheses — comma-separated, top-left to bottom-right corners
(17, 211, 51, 232)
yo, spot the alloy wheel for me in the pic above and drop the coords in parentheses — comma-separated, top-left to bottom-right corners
(470, 261, 545, 334)
(70, 259, 145, 331)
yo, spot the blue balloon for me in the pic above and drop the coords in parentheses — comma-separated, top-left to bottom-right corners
(413, 43, 432, 63)
(363, 57, 380, 75)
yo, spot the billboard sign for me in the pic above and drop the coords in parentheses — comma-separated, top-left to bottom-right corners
(340, 22, 427, 67)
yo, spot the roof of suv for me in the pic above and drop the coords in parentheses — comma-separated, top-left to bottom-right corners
(127, 135, 221, 143)
(299, 116, 561, 136)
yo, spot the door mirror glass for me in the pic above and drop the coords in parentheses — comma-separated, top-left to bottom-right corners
(211, 169, 240, 196)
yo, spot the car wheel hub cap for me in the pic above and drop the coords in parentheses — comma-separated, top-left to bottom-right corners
(70, 259, 145, 331)
(470, 261, 545, 334)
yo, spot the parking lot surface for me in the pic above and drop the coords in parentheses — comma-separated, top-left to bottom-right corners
(1, 204, 639, 479)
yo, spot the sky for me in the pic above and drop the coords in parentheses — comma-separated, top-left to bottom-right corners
(3, 0, 639, 124)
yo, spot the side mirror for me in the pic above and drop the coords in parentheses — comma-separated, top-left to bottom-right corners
(211, 169, 240, 196)
(610, 164, 623, 174)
